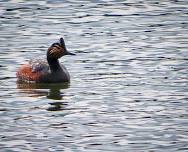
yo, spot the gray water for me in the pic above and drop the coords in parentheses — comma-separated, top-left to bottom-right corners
(0, 0, 188, 151)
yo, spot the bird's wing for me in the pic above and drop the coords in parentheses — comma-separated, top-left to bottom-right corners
(29, 58, 49, 73)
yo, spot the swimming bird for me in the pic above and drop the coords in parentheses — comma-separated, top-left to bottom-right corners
(16, 37, 75, 83)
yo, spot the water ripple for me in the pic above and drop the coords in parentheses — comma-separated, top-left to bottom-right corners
(0, 0, 188, 151)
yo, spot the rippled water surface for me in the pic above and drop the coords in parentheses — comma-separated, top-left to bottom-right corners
(0, 0, 188, 151)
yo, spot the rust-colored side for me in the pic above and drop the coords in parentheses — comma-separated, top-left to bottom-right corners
(16, 64, 43, 82)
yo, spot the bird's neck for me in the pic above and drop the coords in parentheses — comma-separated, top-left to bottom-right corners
(47, 58, 62, 73)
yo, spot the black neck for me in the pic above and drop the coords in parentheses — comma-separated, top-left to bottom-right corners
(47, 57, 62, 73)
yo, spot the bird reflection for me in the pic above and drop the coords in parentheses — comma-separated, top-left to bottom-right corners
(17, 81, 70, 111)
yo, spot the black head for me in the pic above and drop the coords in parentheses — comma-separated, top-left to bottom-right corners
(47, 37, 75, 59)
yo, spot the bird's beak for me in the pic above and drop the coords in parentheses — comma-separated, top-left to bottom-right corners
(65, 50, 76, 55)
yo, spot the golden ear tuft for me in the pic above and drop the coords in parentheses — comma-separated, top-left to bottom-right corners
(48, 45, 64, 59)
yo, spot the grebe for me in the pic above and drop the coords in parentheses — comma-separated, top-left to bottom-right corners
(16, 37, 75, 83)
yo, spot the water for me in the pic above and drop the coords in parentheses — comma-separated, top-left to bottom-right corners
(0, 0, 188, 151)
